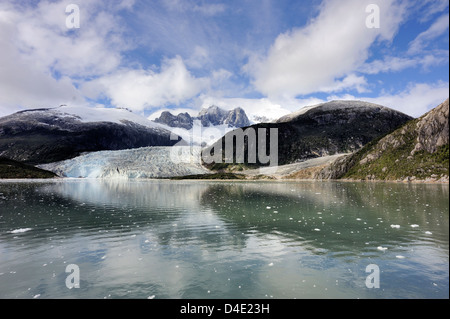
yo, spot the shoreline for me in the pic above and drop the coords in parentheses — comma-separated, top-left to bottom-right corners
(1, 176, 448, 184)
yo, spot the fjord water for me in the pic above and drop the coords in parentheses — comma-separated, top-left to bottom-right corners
(0, 180, 448, 299)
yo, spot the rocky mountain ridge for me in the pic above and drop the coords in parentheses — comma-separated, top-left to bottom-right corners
(154, 105, 250, 129)
(315, 99, 449, 182)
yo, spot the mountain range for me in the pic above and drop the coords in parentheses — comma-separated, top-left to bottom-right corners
(313, 98, 449, 182)
(153, 106, 251, 129)
(0, 105, 180, 164)
(204, 100, 413, 169)
(0, 99, 448, 182)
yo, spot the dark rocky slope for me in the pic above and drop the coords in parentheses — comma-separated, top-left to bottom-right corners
(0, 106, 180, 165)
(204, 100, 413, 169)
(0, 157, 57, 179)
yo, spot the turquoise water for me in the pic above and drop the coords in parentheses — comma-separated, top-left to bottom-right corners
(0, 180, 448, 299)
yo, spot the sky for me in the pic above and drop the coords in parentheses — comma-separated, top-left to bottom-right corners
(0, 0, 448, 121)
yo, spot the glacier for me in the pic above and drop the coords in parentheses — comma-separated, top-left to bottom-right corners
(38, 146, 211, 179)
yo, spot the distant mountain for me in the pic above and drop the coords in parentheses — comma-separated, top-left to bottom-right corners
(317, 99, 449, 182)
(0, 105, 180, 165)
(204, 100, 413, 169)
(154, 106, 250, 129)
(154, 111, 194, 130)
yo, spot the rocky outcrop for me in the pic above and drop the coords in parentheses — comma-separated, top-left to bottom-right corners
(154, 111, 194, 130)
(154, 106, 251, 129)
(411, 99, 449, 155)
(315, 99, 449, 182)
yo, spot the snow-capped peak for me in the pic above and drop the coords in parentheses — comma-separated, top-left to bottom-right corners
(21, 105, 164, 129)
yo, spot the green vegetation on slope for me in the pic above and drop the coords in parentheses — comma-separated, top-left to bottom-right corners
(341, 116, 449, 181)
(0, 157, 58, 179)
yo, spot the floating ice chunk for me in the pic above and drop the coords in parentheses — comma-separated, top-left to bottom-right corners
(390, 225, 401, 229)
(33, 294, 41, 299)
(425, 231, 433, 235)
(396, 255, 406, 259)
(356, 218, 362, 221)
(377, 246, 388, 251)
(410, 224, 419, 228)
(314, 228, 321, 232)
(268, 263, 274, 267)
(148, 295, 156, 299)
(9, 228, 32, 234)
(266, 206, 271, 209)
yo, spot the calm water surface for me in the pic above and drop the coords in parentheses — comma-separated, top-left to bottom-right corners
(0, 180, 448, 299)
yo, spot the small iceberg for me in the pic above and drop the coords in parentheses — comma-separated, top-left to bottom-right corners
(377, 246, 388, 251)
(390, 225, 401, 229)
(9, 228, 32, 234)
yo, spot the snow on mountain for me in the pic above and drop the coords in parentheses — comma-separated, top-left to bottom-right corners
(29, 105, 165, 130)
(0, 105, 179, 164)
(38, 146, 211, 179)
(152, 106, 251, 146)
(154, 120, 236, 147)
(276, 100, 400, 123)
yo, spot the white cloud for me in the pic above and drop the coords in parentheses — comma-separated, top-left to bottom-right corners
(319, 74, 369, 94)
(185, 46, 210, 69)
(360, 52, 448, 74)
(367, 82, 449, 117)
(12, 0, 126, 77)
(163, 0, 226, 16)
(246, 0, 406, 98)
(0, 5, 85, 113)
(408, 13, 449, 53)
(82, 56, 210, 111)
(360, 56, 418, 74)
(196, 95, 326, 123)
(330, 81, 450, 117)
(0, 0, 132, 114)
(416, 0, 449, 23)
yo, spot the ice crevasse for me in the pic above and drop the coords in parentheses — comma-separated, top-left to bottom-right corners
(39, 146, 211, 179)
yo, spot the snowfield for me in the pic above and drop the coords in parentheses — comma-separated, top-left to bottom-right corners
(39, 146, 211, 179)
(48, 105, 164, 128)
